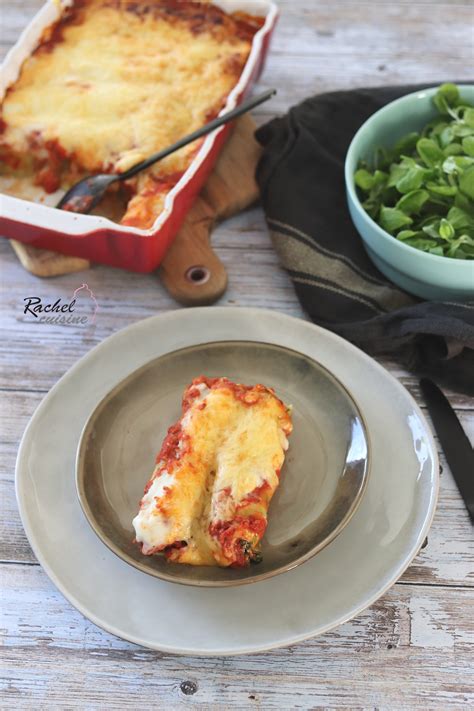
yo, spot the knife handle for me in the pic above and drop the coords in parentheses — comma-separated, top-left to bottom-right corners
(420, 378, 474, 525)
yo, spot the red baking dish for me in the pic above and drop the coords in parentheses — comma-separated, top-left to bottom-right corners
(0, 0, 278, 272)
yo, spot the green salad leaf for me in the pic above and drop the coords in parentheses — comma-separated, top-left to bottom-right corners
(379, 206, 413, 232)
(355, 83, 474, 259)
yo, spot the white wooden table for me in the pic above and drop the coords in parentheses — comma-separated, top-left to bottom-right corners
(1, 1, 473, 707)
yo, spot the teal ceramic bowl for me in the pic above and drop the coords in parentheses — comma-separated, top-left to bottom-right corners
(345, 85, 474, 300)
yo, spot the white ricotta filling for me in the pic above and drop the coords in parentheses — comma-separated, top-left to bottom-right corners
(132, 470, 176, 552)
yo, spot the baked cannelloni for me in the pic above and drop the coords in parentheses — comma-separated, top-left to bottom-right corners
(0, 0, 263, 228)
(132, 376, 292, 567)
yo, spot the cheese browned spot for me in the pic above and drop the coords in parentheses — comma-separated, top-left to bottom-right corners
(132, 377, 293, 567)
(0, 0, 264, 228)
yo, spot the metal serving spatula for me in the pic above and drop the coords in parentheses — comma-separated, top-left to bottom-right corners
(56, 89, 276, 215)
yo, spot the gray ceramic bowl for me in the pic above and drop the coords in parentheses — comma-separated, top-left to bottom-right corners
(345, 85, 474, 300)
(76, 341, 370, 587)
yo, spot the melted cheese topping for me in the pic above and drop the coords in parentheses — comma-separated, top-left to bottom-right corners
(0, 0, 262, 227)
(132, 377, 292, 567)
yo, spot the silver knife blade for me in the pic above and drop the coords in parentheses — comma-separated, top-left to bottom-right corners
(420, 378, 474, 525)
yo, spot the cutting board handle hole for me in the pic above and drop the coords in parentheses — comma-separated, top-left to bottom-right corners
(185, 266, 210, 285)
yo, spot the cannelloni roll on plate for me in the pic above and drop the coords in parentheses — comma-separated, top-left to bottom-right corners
(132, 376, 292, 567)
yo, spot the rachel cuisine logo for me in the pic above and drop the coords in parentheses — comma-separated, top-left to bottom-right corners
(23, 283, 98, 326)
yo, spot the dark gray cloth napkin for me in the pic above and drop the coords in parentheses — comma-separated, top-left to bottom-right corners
(255, 84, 474, 395)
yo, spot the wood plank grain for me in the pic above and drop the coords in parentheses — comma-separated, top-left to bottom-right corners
(0, 222, 303, 392)
(1, 564, 473, 708)
(1, 229, 473, 410)
(2, 1, 473, 101)
(9, 242, 90, 278)
(2, 387, 473, 586)
(1, 0, 474, 704)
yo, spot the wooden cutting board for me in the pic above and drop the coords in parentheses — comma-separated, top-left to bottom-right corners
(9, 115, 262, 305)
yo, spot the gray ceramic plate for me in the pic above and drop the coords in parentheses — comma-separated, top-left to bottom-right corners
(76, 341, 369, 586)
(16, 308, 438, 655)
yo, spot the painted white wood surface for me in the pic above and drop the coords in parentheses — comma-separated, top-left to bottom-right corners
(1, 1, 473, 708)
